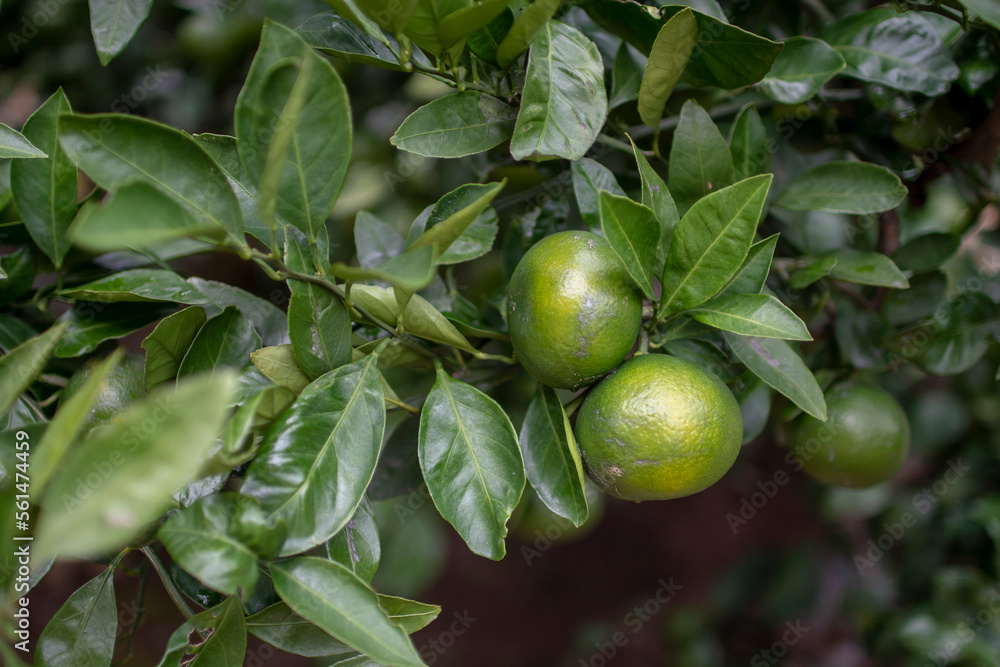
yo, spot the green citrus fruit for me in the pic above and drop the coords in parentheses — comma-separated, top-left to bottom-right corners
(62, 352, 146, 425)
(788, 382, 910, 488)
(575, 354, 743, 501)
(506, 230, 643, 390)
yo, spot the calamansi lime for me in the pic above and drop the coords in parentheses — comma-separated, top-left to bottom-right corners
(575, 354, 743, 501)
(788, 382, 910, 488)
(506, 231, 642, 390)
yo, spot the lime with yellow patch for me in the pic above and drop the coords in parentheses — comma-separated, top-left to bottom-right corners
(788, 382, 910, 488)
(506, 230, 643, 390)
(575, 353, 743, 501)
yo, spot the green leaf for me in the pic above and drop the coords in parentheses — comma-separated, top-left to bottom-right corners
(404, 0, 469, 58)
(349, 286, 479, 354)
(327, 500, 380, 584)
(718, 234, 778, 298)
(157, 596, 246, 667)
(142, 307, 207, 389)
(883, 271, 946, 325)
(658, 174, 773, 317)
(35, 373, 236, 561)
(610, 42, 645, 108)
(960, 0, 1000, 30)
(893, 232, 960, 274)
(189, 278, 289, 347)
(60, 269, 208, 304)
(250, 345, 309, 394)
(246, 602, 353, 658)
(33, 350, 124, 496)
(34, 568, 116, 667)
(668, 100, 735, 214)
(355, 211, 406, 269)
(832, 296, 889, 370)
(629, 136, 679, 274)
(496, 0, 561, 67)
(893, 292, 1000, 376)
(736, 376, 770, 445)
(270, 557, 424, 667)
(177, 307, 261, 378)
(0, 247, 34, 307)
(438, 0, 512, 49)
(54, 302, 173, 358)
(59, 114, 243, 243)
(419, 365, 524, 560)
(468, 6, 514, 64)
(690, 294, 811, 340)
(0, 123, 46, 158)
(776, 160, 907, 214)
(729, 103, 772, 182)
(325, 0, 394, 44)
(519, 384, 588, 527)
(69, 182, 222, 252)
(638, 8, 696, 128)
(88, 0, 155, 66)
(789, 255, 838, 289)
(599, 191, 659, 299)
(823, 10, 960, 95)
(361, 0, 420, 33)
(391, 92, 517, 159)
(159, 493, 285, 595)
(377, 594, 441, 634)
(408, 181, 505, 264)
(236, 21, 351, 243)
(0, 322, 67, 415)
(571, 158, 625, 233)
(759, 37, 845, 105)
(510, 21, 608, 162)
(10, 90, 77, 268)
(724, 333, 826, 420)
(298, 12, 417, 72)
(242, 352, 385, 556)
(827, 248, 909, 288)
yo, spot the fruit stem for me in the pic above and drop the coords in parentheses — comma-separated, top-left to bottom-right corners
(563, 394, 586, 416)
(141, 546, 195, 621)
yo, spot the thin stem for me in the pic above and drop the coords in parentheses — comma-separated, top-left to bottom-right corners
(563, 394, 586, 416)
(124, 561, 149, 658)
(594, 133, 639, 156)
(899, 1, 967, 26)
(141, 547, 195, 620)
(407, 59, 495, 95)
(386, 396, 420, 413)
(628, 100, 774, 141)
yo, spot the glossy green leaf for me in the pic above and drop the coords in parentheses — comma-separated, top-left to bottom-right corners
(368, 415, 423, 501)
(468, 6, 514, 64)
(0, 123, 46, 158)
(35, 372, 236, 560)
(883, 271, 947, 325)
(658, 174, 773, 317)
(404, 0, 469, 58)
(391, 92, 517, 159)
(189, 278, 289, 347)
(242, 351, 385, 556)
(251, 345, 311, 394)
(776, 160, 906, 214)
(729, 103, 771, 182)
(419, 365, 524, 560)
(32, 350, 123, 496)
(54, 302, 174, 358)
(160, 493, 285, 595)
(332, 246, 438, 293)
(718, 234, 778, 298)
(177, 307, 260, 378)
(571, 158, 625, 232)
(690, 294, 811, 340)
(599, 191, 659, 299)
(10, 90, 77, 268)
(629, 136, 679, 274)
(245, 602, 353, 658)
(141, 307, 207, 389)
(61, 269, 208, 304)
(69, 181, 222, 252)
(34, 568, 116, 667)
(827, 248, 909, 288)
(669, 100, 735, 214)
(736, 376, 770, 445)
(327, 500, 380, 584)
(377, 595, 441, 634)
(88, 0, 155, 65)
(894, 292, 1000, 376)
(439, 0, 512, 49)
(0, 322, 66, 415)
(299, 12, 416, 71)
(356, 211, 406, 269)
(893, 232, 960, 274)
(960, 0, 1000, 30)
(759, 37, 845, 104)
(822, 9, 959, 96)
(361, 0, 420, 33)
(408, 181, 505, 264)
(510, 21, 607, 162)
(610, 42, 645, 108)
(519, 384, 588, 527)
(724, 332, 826, 420)
(157, 596, 246, 667)
(496, 0, 561, 67)
(789, 255, 838, 289)
(0, 246, 34, 307)
(59, 114, 243, 243)
(638, 8, 696, 128)
(270, 557, 424, 667)
(325, 0, 393, 44)
(350, 285, 479, 354)
(832, 296, 889, 370)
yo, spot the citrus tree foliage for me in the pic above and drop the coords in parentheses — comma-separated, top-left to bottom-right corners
(1, 0, 999, 665)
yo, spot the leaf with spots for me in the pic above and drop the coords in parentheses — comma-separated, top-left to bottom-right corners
(723, 332, 827, 420)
